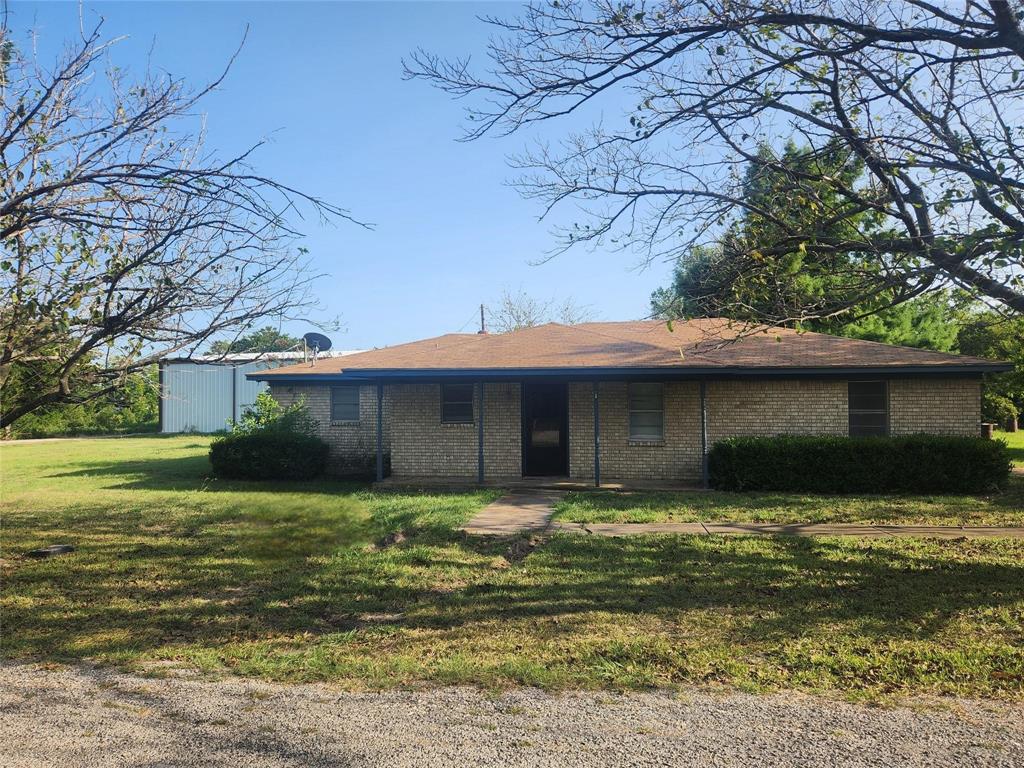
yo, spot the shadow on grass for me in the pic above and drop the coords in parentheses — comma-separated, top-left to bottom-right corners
(6, 510, 1024, 670)
(47, 453, 373, 496)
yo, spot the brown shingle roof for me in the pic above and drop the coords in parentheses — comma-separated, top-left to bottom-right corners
(254, 319, 1008, 379)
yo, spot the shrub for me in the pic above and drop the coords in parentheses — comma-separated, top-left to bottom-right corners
(232, 391, 318, 436)
(708, 434, 1011, 494)
(209, 393, 329, 480)
(209, 432, 329, 480)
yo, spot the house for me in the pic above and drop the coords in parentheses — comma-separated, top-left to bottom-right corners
(248, 320, 1011, 485)
(159, 351, 361, 434)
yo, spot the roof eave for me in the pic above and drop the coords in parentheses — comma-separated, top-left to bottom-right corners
(248, 362, 1012, 383)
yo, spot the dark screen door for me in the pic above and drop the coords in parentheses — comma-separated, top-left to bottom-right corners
(522, 382, 568, 476)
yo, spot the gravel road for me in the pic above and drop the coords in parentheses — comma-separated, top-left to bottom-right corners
(2, 663, 1022, 767)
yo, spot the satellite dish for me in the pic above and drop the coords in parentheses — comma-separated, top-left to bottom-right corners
(302, 332, 333, 364)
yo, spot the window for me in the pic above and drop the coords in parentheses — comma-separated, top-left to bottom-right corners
(441, 383, 474, 424)
(629, 382, 664, 441)
(331, 386, 360, 422)
(848, 381, 888, 436)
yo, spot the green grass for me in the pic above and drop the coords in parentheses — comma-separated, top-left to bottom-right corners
(555, 433, 1023, 526)
(554, 479, 1024, 526)
(999, 430, 1024, 468)
(3, 435, 1024, 700)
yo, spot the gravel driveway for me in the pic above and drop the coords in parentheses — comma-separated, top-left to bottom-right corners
(2, 663, 1022, 767)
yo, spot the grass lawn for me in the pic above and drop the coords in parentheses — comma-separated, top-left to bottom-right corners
(1000, 429, 1024, 468)
(554, 479, 1024, 526)
(556, 432, 1024, 526)
(3, 435, 1024, 700)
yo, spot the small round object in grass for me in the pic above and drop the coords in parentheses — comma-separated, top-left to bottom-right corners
(25, 544, 75, 559)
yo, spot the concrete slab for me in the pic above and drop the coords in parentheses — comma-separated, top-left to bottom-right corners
(546, 521, 1024, 539)
(703, 523, 890, 538)
(871, 525, 969, 539)
(378, 476, 705, 492)
(459, 491, 562, 535)
(551, 521, 707, 537)
(960, 526, 1024, 538)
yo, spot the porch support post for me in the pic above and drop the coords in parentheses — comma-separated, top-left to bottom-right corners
(230, 365, 238, 426)
(375, 381, 384, 482)
(699, 380, 709, 489)
(593, 381, 601, 487)
(477, 381, 485, 484)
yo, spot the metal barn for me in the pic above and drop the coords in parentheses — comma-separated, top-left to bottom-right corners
(158, 352, 358, 433)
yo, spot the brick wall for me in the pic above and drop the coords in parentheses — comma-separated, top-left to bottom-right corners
(389, 382, 522, 479)
(271, 376, 982, 481)
(567, 377, 980, 484)
(889, 378, 981, 436)
(568, 381, 702, 481)
(482, 383, 523, 478)
(268, 383, 390, 475)
(706, 380, 848, 443)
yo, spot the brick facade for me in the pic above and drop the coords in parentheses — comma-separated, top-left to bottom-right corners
(889, 378, 981, 436)
(568, 381, 703, 481)
(389, 382, 522, 480)
(272, 376, 982, 481)
(706, 380, 848, 443)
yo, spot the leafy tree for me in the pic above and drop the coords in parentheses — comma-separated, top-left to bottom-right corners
(958, 313, 1024, 424)
(651, 143, 962, 350)
(208, 327, 301, 355)
(839, 298, 961, 352)
(0, 17, 360, 428)
(408, 1, 1024, 324)
(6, 366, 158, 438)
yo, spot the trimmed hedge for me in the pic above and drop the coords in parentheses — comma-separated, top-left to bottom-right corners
(209, 432, 330, 480)
(708, 435, 1011, 494)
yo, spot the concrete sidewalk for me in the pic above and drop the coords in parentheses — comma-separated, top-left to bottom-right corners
(459, 491, 562, 535)
(552, 521, 1024, 539)
(459, 492, 1024, 539)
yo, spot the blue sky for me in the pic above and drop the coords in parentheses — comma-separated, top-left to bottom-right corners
(10, 1, 671, 349)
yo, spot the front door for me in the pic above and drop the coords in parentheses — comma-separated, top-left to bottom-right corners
(522, 381, 568, 476)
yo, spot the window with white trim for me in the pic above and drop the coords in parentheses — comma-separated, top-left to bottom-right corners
(629, 382, 664, 441)
(848, 381, 888, 436)
(330, 386, 360, 422)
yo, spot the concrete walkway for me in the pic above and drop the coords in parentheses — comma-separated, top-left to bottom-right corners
(460, 495, 1024, 536)
(552, 521, 1024, 539)
(459, 494, 1024, 538)
(459, 491, 562, 535)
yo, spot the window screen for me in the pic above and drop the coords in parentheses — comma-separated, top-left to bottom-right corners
(629, 382, 664, 440)
(441, 383, 474, 424)
(331, 386, 360, 422)
(848, 381, 888, 437)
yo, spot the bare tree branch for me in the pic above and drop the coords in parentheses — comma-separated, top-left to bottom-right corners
(0, 16, 366, 427)
(406, 0, 1024, 321)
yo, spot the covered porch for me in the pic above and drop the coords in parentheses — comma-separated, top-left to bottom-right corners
(372, 474, 706, 492)
(367, 374, 713, 488)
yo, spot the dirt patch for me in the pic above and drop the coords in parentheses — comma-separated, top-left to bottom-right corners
(502, 534, 546, 565)
(368, 531, 407, 551)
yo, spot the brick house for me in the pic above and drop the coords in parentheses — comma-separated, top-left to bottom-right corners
(249, 320, 1010, 485)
